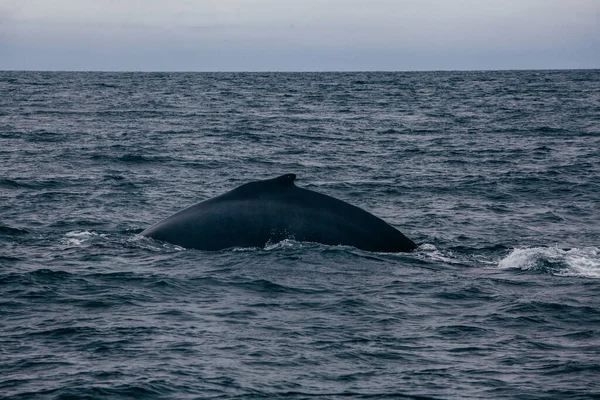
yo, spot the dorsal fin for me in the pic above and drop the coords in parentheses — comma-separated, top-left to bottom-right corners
(226, 174, 297, 198)
(271, 173, 296, 185)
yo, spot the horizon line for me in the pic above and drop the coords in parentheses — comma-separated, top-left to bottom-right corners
(1, 67, 599, 74)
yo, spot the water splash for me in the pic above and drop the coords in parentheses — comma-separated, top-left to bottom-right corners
(498, 247, 600, 278)
(264, 239, 305, 251)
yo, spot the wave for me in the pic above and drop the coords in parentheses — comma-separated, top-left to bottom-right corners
(498, 247, 600, 278)
(0, 225, 29, 236)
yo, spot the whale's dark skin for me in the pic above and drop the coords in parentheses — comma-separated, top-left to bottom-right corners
(141, 174, 417, 252)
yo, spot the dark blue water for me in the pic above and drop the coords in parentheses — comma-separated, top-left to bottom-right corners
(1, 70, 599, 399)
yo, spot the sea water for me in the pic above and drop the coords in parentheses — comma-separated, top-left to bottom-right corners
(1, 70, 599, 398)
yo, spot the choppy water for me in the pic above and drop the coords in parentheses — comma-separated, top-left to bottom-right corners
(1, 70, 599, 399)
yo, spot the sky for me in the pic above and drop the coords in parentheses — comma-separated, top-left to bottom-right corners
(0, 0, 599, 71)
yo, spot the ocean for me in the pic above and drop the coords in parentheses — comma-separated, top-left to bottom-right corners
(1, 70, 599, 399)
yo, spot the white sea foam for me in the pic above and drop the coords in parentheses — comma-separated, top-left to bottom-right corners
(62, 231, 100, 245)
(417, 243, 463, 264)
(264, 239, 302, 251)
(134, 235, 186, 251)
(498, 247, 600, 278)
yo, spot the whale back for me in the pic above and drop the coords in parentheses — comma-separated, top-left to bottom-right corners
(141, 174, 416, 252)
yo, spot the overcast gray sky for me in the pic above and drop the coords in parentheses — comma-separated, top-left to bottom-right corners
(1, 0, 599, 71)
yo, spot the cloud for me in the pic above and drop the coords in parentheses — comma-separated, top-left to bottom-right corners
(1, 0, 598, 70)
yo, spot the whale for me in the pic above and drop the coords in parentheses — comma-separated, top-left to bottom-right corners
(141, 174, 417, 252)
